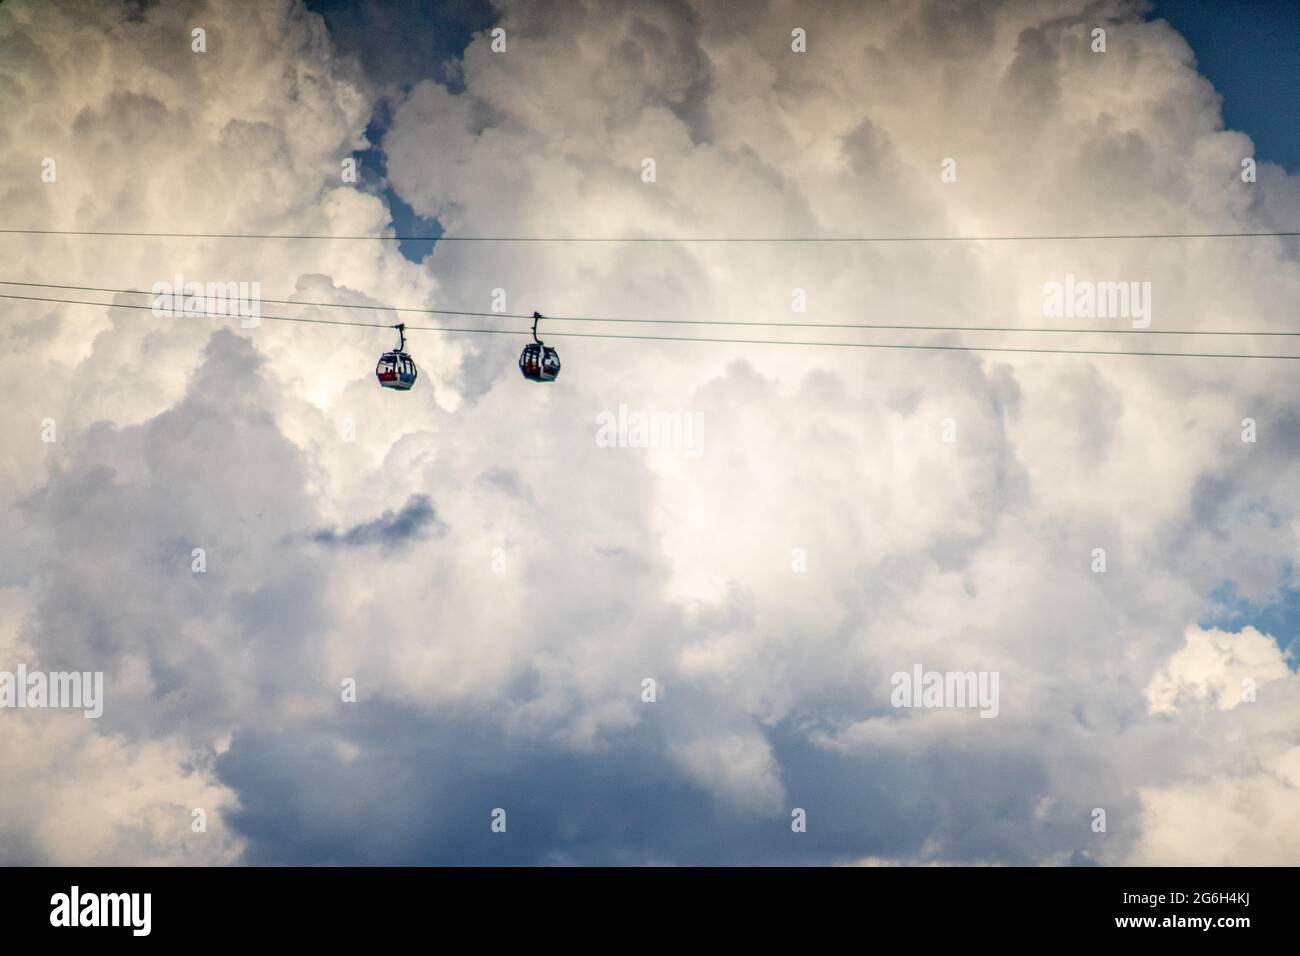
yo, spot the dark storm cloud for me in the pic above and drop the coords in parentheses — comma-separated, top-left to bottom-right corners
(215, 698, 1072, 866)
(309, 494, 446, 549)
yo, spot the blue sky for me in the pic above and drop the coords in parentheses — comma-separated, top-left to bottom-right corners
(1156, 0, 1300, 173)
(306, 0, 497, 261)
(1204, 581, 1300, 664)
(1152, 0, 1300, 666)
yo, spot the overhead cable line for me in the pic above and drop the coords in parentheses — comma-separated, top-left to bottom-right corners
(3, 227, 1300, 243)
(4, 290, 1300, 361)
(2, 279, 1299, 338)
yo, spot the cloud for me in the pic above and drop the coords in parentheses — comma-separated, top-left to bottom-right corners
(1129, 625, 1300, 864)
(1145, 625, 1292, 715)
(3, 0, 1300, 866)
(309, 494, 446, 548)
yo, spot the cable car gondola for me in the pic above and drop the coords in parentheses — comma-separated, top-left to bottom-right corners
(519, 311, 561, 382)
(376, 323, 418, 390)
